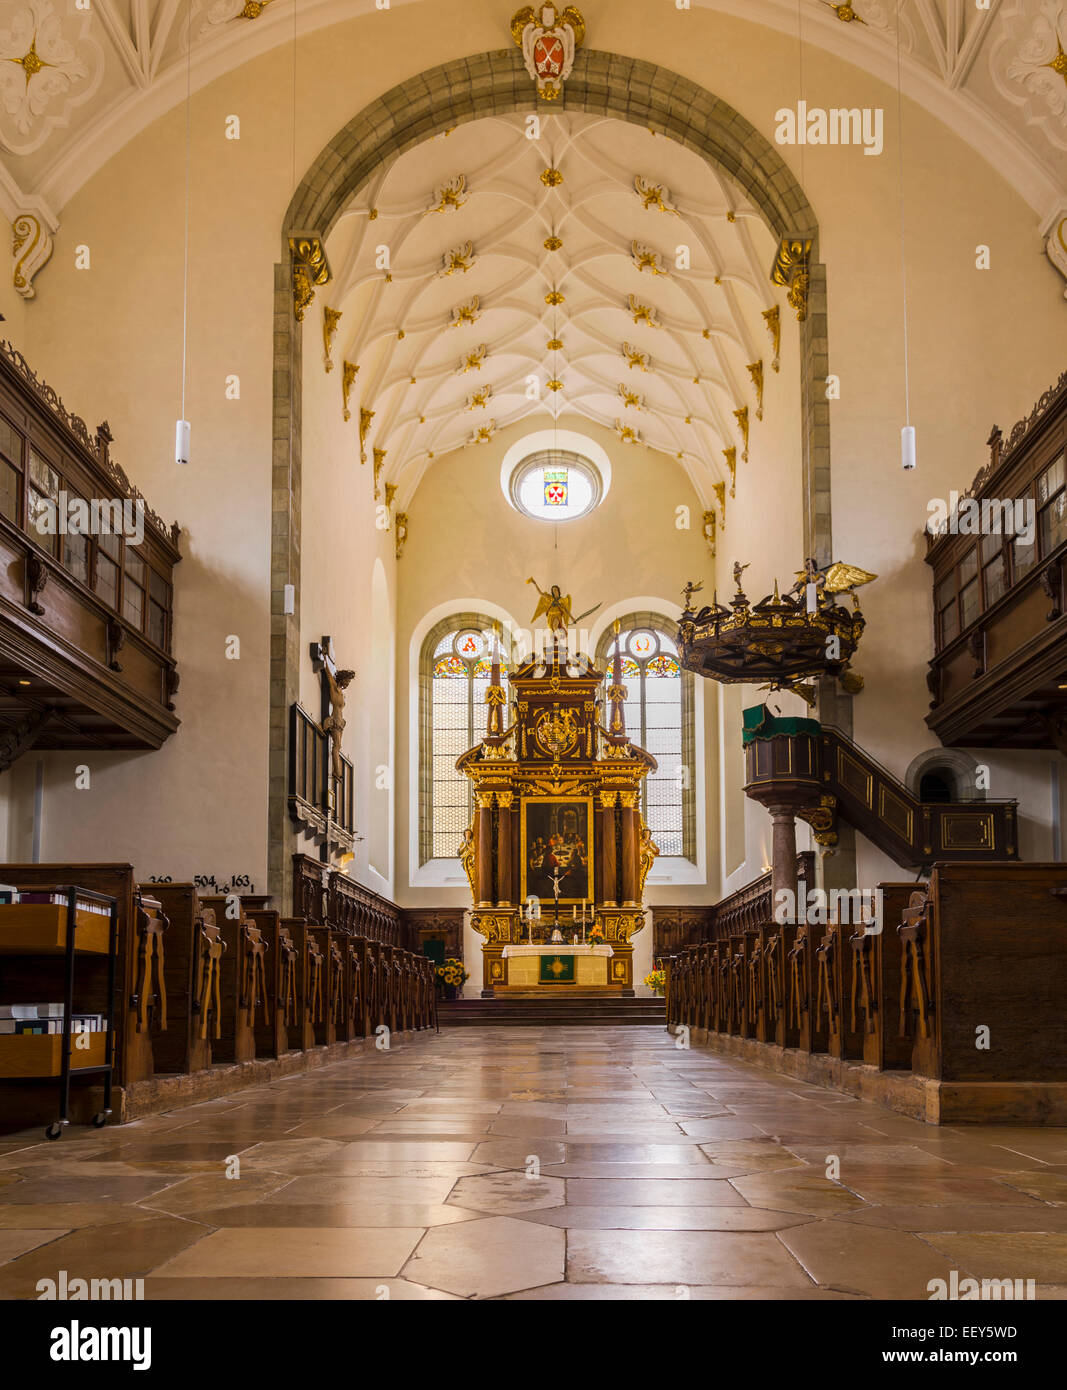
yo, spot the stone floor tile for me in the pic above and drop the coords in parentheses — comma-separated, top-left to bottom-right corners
(566, 1228, 812, 1286)
(402, 1215, 565, 1298)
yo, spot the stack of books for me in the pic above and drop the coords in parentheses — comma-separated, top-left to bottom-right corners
(0, 1005, 108, 1035)
(3, 890, 111, 915)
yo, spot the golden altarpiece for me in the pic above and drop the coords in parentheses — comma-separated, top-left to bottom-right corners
(457, 614, 659, 995)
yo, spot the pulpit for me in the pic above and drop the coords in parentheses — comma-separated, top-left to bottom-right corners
(457, 623, 659, 996)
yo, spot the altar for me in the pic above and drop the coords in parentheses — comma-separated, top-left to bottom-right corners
(454, 591, 659, 999)
(501, 943, 615, 988)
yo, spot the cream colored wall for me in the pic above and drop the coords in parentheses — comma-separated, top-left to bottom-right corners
(297, 341, 398, 896)
(0, 1, 1060, 900)
(394, 417, 719, 908)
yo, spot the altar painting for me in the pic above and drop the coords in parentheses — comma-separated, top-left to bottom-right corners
(520, 796, 593, 905)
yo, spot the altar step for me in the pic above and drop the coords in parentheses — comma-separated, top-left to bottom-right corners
(438, 997, 667, 1026)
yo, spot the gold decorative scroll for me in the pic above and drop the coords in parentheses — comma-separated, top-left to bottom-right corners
(712, 480, 726, 527)
(359, 407, 374, 464)
(289, 235, 331, 322)
(428, 174, 468, 214)
(628, 294, 659, 328)
(395, 511, 409, 560)
(323, 306, 342, 372)
(634, 175, 677, 214)
(722, 446, 737, 497)
(733, 405, 750, 463)
(762, 305, 781, 372)
(747, 360, 764, 420)
(373, 447, 387, 499)
(342, 361, 359, 421)
(702, 509, 717, 559)
(771, 238, 812, 323)
(450, 297, 481, 328)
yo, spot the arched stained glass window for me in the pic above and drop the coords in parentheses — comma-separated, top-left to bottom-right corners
(597, 616, 695, 862)
(420, 613, 508, 864)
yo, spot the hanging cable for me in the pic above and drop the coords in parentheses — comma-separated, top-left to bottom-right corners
(895, 3, 915, 469)
(175, 0, 192, 465)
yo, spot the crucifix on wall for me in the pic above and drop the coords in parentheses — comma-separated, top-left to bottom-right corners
(310, 635, 355, 800)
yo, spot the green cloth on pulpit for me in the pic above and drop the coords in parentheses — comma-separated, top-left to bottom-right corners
(539, 954, 575, 983)
(742, 704, 821, 746)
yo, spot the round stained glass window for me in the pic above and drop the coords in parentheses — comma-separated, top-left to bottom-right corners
(453, 629, 487, 664)
(509, 450, 602, 523)
(627, 629, 659, 660)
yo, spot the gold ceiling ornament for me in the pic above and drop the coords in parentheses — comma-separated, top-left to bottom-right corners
(712, 480, 727, 527)
(543, 235, 564, 251)
(618, 383, 644, 410)
(546, 337, 564, 351)
(622, 341, 652, 372)
(438, 241, 476, 277)
(458, 344, 489, 374)
(631, 240, 668, 276)
(467, 386, 492, 410)
(723, 446, 737, 497)
(702, 509, 717, 560)
(239, 0, 274, 16)
(545, 289, 565, 305)
(11, 212, 53, 301)
(288, 236, 331, 322)
(368, 208, 379, 220)
(633, 176, 678, 214)
(547, 378, 564, 392)
(726, 211, 736, 223)
(771, 238, 813, 322)
(824, 1, 865, 22)
(470, 420, 497, 444)
(373, 448, 387, 499)
(450, 297, 481, 328)
(428, 174, 468, 214)
(1045, 40, 1067, 84)
(341, 362, 359, 422)
(540, 167, 564, 187)
(747, 360, 764, 420)
(394, 511, 409, 561)
(359, 408, 374, 464)
(322, 307, 342, 373)
(762, 305, 781, 373)
(628, 294, 659, 328)
(512, 6, 586, 100)
(615, 419, 640, 445)
(733, 405, 750, 463)
(384, 483, 398, 507)
(397, 329, 405, 340)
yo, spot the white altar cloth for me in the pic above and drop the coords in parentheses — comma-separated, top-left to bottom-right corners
(502, 944, 614, 958)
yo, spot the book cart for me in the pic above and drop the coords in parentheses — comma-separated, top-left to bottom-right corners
(0, 886, 119, 1139)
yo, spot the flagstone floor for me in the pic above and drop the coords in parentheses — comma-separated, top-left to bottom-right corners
(1, 1026, 1066, 1300)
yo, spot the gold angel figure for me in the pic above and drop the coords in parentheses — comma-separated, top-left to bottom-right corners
(527, 577, 601, 633)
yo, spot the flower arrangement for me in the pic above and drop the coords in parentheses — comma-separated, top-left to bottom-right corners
(587, 922, 606, 948)
(644, 968, 666, 996)
(436, 958, 469, 996)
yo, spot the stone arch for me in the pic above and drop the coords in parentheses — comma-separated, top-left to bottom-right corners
(268, 49, 831, 900)
(905, 748, 987, 803)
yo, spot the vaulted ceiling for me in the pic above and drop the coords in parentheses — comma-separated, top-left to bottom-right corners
(0, 0, 1064, 227)
(323, 113, 787, 507)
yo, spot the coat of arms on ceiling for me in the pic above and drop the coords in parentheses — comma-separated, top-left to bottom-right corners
(510, 5, 586, 101)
